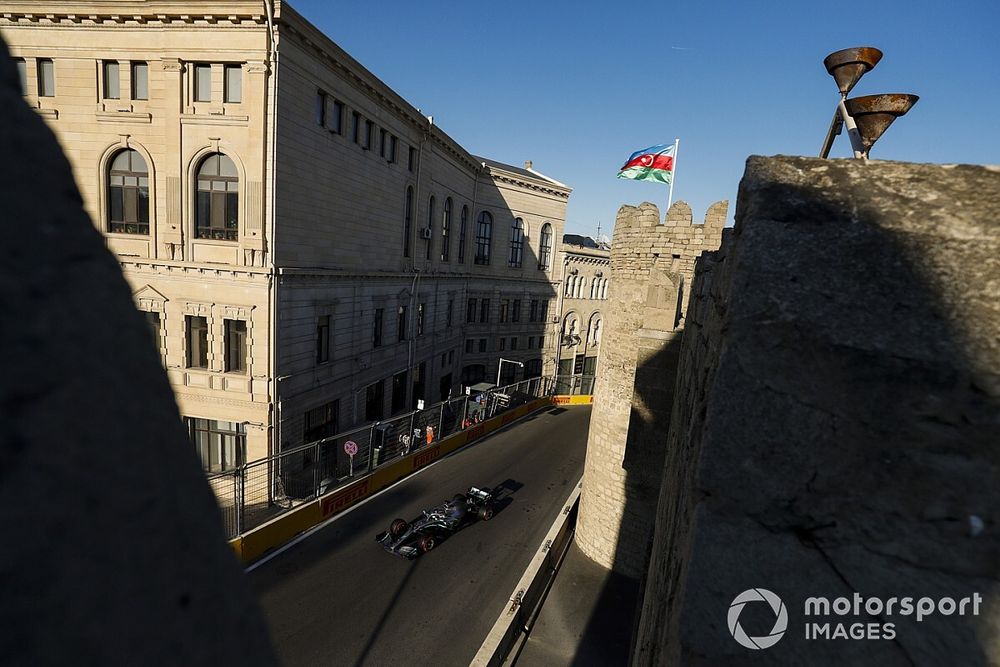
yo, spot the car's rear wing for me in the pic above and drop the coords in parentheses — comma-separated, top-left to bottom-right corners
(467, 486, 493, 502)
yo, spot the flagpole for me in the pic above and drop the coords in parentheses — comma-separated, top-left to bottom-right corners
(666, 138, 679, 213)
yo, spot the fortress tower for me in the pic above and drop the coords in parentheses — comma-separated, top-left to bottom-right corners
(575, 199, 727, 577)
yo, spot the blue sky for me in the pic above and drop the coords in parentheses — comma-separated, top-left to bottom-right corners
(289, 0, 999, 236)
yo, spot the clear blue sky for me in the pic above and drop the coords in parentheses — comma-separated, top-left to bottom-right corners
(289, 0, 999, 236)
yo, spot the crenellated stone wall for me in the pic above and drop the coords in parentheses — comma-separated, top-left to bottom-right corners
(575, 199, 726, 578)
(633, 156, 1000, 665)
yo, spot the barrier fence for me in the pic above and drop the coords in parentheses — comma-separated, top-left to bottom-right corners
(207, 375, 594, 539)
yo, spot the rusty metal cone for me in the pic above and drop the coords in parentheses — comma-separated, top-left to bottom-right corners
(824, 47, 883, 95)
(844, 94, 919, 155)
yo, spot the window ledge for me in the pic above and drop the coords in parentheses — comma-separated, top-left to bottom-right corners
(35, 108, 59, 120)
(96, 110, 152, 124)
(180, 113, 249, 127)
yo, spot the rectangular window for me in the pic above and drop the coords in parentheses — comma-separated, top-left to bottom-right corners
(316, 315, 330, 364)
(465, 339, 475, 353)
(528, 336, 535, 349)
(529, 299, 539, 322)
(397, 305, 407, 341)
(352, 112, 361, 144)
(364, 120, 373, 150)
(417, 303, 425, 336)
(392, 371, 408, 414)
(37, 59, 55, 97)
(373, 308, 384, 348)
(15, 58, 26, 93)
(187, 418, 245, 472)
(304, 400, 339, 444)
(479, 299, 491, 323)
(103, 61, 120, 100)
(478, 339, 487, 353)
(380, 128, 387, 158)
(224, 65, 242, 103)
(185, 315, 208, 369)
(541, 300, 549, 322)
(224, 319, 247, 373)
(408, 146, 416, 172)
(512, 299, 521, 322)
(144, 311, 161, 350)
(331, 99, 343, 134)
(316, 91, 327, 126)
(499, 338, 506, 352)
(466, 298, 477, 324)
(194, 64, 211, 102)
(388, 135, 397, 163)
(131, 62, 148, 100)
(447, 299, 454, 327)
(511, 336, 518, 350)
(365, 380, 385, 422)
(499, 299, 509, 323)
(449, 350, 454, 364)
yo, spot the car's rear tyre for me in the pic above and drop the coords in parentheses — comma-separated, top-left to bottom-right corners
(478, 504, 495, 521)
(418, 534, 435, 553)
(390, 518, 408, 537)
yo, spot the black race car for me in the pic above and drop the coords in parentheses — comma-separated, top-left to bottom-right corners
(375, 486, 496, 558)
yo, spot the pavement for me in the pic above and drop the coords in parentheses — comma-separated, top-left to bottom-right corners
(516, 542, 641, 667)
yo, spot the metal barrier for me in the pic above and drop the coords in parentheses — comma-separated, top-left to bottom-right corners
(207, 375, 594, 539)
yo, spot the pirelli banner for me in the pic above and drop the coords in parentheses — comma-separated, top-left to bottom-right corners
(232, 396, 561, 564)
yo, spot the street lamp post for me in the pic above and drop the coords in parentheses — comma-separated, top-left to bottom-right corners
(497, 358, 524, 386)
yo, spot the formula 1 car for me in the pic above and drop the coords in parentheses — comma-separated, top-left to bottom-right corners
(375, 486, 496, 558)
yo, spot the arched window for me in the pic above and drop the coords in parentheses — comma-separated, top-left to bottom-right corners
(195, 153, 238, 240)
(403, 186, 413, 257)
(565, 276, 574, 297)
(589, 314, 603, 345)
(108, 149, 150, 234)
(590, 278, 598, 300)
(426, 195, 435, 260)
(458, 205, 468, 263)
(475, 211, 492, 265)
(509, 218, 524, 268)
(576, 278, 586, 299)
(538, 223, 552, 270)
(441, 197, 452, 262)
(602, 279, 609, 299)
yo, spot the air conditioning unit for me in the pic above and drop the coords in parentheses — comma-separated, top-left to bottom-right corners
(419, 228, 432, 239)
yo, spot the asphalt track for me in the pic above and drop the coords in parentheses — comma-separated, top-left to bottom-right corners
(249, 404, 592, 667)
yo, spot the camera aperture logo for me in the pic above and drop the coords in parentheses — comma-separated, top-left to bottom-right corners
(728, 588, 984, 649)
(728, 588, 788, 649)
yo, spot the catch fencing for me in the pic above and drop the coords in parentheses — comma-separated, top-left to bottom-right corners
(208, 375, 594, 539)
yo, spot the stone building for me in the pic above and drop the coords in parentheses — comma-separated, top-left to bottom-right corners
(575, 199, 727, 578)
(1, 1, 569, 470)
(557, 234, 610, 392)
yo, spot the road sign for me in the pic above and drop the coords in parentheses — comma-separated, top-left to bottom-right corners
(344, 440, 358, 456)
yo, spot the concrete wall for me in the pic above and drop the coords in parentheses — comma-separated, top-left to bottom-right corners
(634, 156, 1000, 665)
(576, 200, 726, 578)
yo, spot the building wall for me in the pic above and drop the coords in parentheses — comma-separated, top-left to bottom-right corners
(2, 2, 572, 471)
(575, 200, 726, 578)
(1, 5, 276, 465)
(558, 244, 610, 381)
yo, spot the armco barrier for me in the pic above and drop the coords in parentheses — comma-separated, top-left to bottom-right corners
(471, 480, 582, 666)
(231, 395, 579, 564)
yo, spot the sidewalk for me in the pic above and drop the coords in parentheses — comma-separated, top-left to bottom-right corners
(516, 542, 641, 666)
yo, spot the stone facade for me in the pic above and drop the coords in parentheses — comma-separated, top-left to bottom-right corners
(575, 199, 726, 577)
(634, 156, 1000, 665)
(1, 1, 569, 470)
(557, 236, 610, 389)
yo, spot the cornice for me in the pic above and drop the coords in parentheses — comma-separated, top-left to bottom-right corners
(0, 11, 267, 27)
(487, 171, 571, 199)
